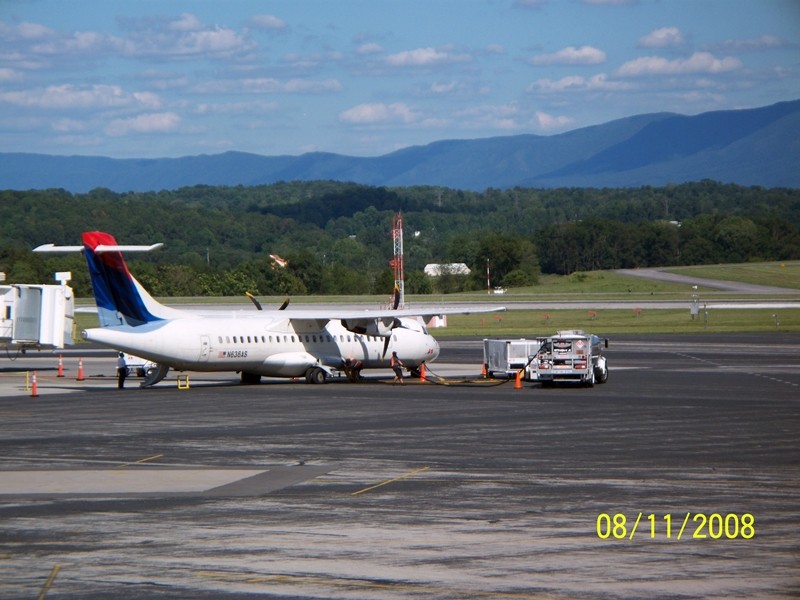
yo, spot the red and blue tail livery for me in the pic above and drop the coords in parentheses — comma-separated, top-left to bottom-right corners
(82, 232, 163, 327)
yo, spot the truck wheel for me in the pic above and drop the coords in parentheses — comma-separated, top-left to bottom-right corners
(585, 370, 595, 388)
(596, 366, 608, 384)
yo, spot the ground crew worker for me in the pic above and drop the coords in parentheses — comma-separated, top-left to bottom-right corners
(343, 357, 363, 382)
(390, 351, 405, 385)
(116, 352, 127, 389)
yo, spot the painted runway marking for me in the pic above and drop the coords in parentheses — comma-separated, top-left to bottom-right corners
(351, 466, 430, 496)
(0, 469, 268, 494)
(118, 453, 164, 467)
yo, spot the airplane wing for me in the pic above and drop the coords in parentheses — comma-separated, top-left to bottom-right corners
(278, 305, 504, 337)
(278, 305, 502, 321)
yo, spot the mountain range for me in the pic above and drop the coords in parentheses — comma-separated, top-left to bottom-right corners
(2, 99, 798, 193)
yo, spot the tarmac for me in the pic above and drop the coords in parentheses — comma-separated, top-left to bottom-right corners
(1, 334, 799, 599)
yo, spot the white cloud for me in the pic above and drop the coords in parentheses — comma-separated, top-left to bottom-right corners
(114, 15, 254, 59)
(176, 27, 247, 55)
(339, 103, 418, 124)
(283, 50, 344, 69)
(131, 92, 162, 109)
(0, 68, 23, 82)
(169, 13, 203, 32)
(711, 35, 786, 53)
(430, 81, 458, 94)
(105, 112, 181, 136)
(3, 22, 115, 58)
(65, 31, 109, 52)
(249, 15, 287, 30)
(617, 52, 743, 77)
(386, 47, 470, 67)
(535, 111, 574, 130)
(194, 100, 278, 115)
(453, 103, 523, 130)
(196, 77, 342, 94)
(0, 84, 159, 109)
(51, 118, 86, 132)
(638, 27, 685, 49)
(528, 73, 632, 92)
(357, 42, 384, 55)
(529, 46, 606, 66)
(11, 21, 56, 40)
(246, 78, 343, 93)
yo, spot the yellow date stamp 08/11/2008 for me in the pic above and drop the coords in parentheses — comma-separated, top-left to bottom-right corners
(596, 512, 755, 541)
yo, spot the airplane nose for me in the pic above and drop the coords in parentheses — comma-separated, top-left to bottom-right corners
(430, 337, 440, 361)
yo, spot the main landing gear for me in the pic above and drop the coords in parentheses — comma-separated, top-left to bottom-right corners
(240, 371, 262, 385)
(305, 366, 327, 384)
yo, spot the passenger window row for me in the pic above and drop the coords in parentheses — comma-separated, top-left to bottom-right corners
(216, 334, 397, 345)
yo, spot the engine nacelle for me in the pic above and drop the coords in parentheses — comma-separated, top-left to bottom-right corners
(341, 317, 398, 338)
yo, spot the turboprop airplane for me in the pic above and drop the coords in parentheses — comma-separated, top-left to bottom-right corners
(35, 232, 502, 387)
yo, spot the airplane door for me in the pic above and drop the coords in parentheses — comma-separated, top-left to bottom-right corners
(199, 335, 211, 362)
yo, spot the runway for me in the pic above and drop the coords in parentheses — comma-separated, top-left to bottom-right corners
(1, 334, 798, 599)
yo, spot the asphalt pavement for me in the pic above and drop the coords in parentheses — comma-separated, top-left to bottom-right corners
(0, 334, 798, 599)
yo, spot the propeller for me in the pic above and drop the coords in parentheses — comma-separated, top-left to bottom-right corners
(245, 291, 262, 310)
(245, 292, 290, 311)
(384, 283, 401, 354)
(381, 316, 411, 358)
(392, 284, 401, 309)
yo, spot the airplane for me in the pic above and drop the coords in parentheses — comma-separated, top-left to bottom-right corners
(35, 232, 502, 387)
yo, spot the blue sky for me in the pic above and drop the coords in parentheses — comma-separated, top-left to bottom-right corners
(1, 0, 798, 158)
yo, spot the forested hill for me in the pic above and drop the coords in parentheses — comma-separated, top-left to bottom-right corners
(2, 181, 799, 297)
(1, 100, 799, 193)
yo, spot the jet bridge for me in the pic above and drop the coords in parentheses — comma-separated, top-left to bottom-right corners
(0, 276, 75, 351)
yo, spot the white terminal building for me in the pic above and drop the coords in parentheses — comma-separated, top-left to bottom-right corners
(423, 263, 471, 277)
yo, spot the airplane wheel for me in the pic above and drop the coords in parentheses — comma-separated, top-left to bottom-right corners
(307, 367, 327, 384)
(241, 372, 261, 385)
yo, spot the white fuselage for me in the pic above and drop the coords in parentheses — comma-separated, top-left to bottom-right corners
(82, 314, 439, 377)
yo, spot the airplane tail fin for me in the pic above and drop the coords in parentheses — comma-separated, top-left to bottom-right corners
(80, 231, 177, 327)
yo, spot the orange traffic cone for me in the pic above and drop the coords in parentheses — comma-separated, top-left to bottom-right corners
(57, 354, 64, 377)
(419, 363, 426, 382)
(31, 371, 39, 397)
(76, 358, 85, 381)
(514, 370, 522, 390)
(481, 363, 487, 378)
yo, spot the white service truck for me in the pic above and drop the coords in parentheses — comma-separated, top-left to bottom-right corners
(526, 330, 608, 387)
(483, 338, 545, 378)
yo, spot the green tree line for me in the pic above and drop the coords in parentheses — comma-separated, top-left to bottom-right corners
(1, 180, 799, 296)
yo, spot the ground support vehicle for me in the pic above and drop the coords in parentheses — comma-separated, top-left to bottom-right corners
(526, 330, 608, 387)
(483, 338, 544, 378)
(123, 353, 158, 377)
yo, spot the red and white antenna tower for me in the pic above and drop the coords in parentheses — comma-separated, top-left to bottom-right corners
(390, 213, 405, 308)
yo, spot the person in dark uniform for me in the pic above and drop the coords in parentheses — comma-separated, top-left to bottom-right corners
(390, 351, 405, 385)
(116, 352, 127, 389)
(343, 357, 363, 382)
